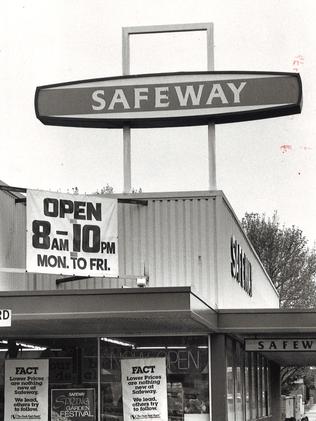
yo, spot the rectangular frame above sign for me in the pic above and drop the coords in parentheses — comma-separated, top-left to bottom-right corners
(35, 71, 302, 128)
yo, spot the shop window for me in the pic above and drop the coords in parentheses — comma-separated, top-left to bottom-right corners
(0, 336, 209, 421)
(250, 353, 258, 420)
(226, 338, 246, 421)
(235, 342, 244, 421)
(226, 339, 272, 421)
(226, 338, 235, 421)
(261, 357, 266, 417)
(257, 355, 262, 418)
(0, 337, 98, 421)
(244, 353, 251, 421)
(262, 358, 270, 417)
(248, 352, 271, 420)
(99, 336, 209, 421)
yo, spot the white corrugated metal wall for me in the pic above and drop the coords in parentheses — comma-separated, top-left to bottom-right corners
(0, 190, 26, 290)
(0, 190, 219, 306)
(0, 189, 278, 309)
(57, 195, 218, 307)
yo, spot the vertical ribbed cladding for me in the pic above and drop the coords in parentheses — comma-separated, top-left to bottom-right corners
(0, 190, 27, 290)
(118, 195, 217, 307)
(1, 189, 217, 305)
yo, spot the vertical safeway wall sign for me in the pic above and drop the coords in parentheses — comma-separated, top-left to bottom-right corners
(26, 189, 118, 277)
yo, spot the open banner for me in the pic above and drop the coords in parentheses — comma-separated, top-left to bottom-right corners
(26, 189, 118, 277)
(121, 358, 168, 421)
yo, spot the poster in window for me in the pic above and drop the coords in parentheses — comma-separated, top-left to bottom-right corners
(121, 357, 168, 421)
(5, 359, 49, 421)
(26, 189, 118, 277)
(51, 388, 95, 421)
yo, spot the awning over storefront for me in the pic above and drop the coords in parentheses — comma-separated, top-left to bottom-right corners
(218, 308, 316, 365)
(3, 287, 316, 366)
(0, 287, 217, 338)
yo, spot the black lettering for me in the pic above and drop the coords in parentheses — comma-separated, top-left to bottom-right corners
(101, 242, 116, 254)
(302, 340, 313, 349)
(51, 238, 69, 251)
(74, 201, 86, 220)
(43, 198, 58, 217)
(258, 341, 264, 350)
(236, 244, 241, 283)
(249, 263, 253, 296)
(87, 202, 102, 221)
(2, 310, 10, 320)
(60, 199, 74, 218)
(230, 236, 252, 297)
(231, 237, 236, 278)
(59, 238, 69, 251)
(32, 220, 51, 249)
(82, 225, 100, 253)
(37, 254, 67, 268)
(37, 254, 48, 267)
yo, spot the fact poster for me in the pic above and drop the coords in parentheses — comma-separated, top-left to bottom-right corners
(121, 358, 168, 421)
(26, 189, 118, 277)
(5, 359, 49, 421)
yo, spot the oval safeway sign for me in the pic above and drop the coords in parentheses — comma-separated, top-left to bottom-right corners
(35, 71, 302, 128)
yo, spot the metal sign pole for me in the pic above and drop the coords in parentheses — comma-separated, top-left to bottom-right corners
(121, 23, 216, 193)
(206, 25, 216, 190)
(122, 29, 132, 193)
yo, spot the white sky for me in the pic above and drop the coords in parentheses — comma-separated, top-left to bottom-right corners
(1, 0, 316, 243)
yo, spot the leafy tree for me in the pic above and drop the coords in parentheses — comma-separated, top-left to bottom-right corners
(98, 184, 114, 194)
(242, 212, 316, 396)
(280, 366, 316, 398)
(241, 211, 316, 308)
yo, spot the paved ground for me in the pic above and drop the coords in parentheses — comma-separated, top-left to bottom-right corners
(305, 404, 316, 421)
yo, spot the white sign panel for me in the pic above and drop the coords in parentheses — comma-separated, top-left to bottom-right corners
(5, 359, 49, 421)
(121, 358, 168, 421)
(26, 189, 118, 277)
(0, 309, 11, 327)
(245, 339, 316, 352)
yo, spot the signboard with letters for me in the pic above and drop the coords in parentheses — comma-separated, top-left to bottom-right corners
(245, 338, 316, 352)
(51, 388, 95, 421)
(35, 72, 302, 128)
(5, 359, 49, 421)
(121, 357, 168, 421)
(26, 189, 118, 277)
(0, 309, 11, 327)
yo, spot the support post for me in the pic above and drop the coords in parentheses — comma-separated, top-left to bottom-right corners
(207, 23, 216, 190)
(270, 361, 281, 421)
(211, 334, 228, 421)
(122, 29, 132, 193)
(208, 124, 216, 190)
(123, 126, 131, 193)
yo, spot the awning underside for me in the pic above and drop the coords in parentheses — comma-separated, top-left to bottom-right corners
(0, 287, 217, 338)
